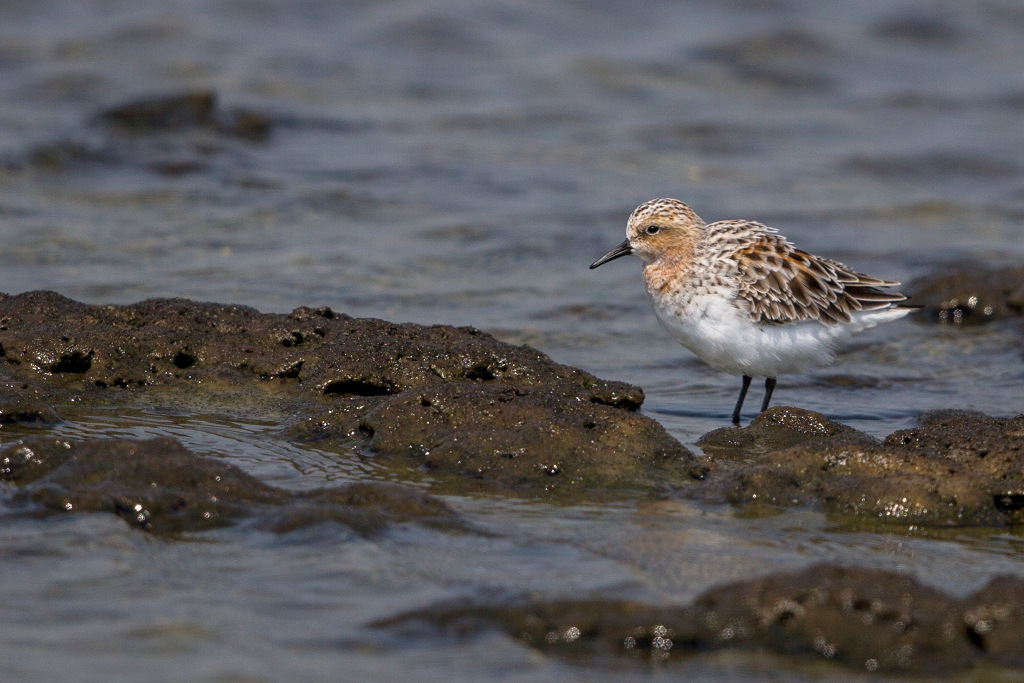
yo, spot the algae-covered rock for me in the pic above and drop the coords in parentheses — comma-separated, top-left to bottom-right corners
(694, 407, 1024, 528)
(0, 291, 638, 405)
(963, 576, 1024, 666)
(380, 563, 1020, 675)
(688, 564, 972, 673)
(698, 406, 871, 457)
(361, 383, 701, 493)
(2, 436, 465, 535)
(0, 291, 692, 498)
(0, 382, 60, 425)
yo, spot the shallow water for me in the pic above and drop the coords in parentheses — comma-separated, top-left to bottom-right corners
(2, 0, 1024, 679)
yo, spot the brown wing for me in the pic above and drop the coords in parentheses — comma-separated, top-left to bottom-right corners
(727, 230, 907, 325)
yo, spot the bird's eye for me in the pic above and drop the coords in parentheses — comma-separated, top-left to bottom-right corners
(645, 225, 660, 235)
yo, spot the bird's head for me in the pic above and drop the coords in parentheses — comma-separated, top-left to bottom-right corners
(590, 198, 705, 269)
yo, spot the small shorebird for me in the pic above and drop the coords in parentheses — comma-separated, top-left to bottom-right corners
(590, 198, 915, 424)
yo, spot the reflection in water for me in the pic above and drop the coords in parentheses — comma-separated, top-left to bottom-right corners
(46, 408, 388, 488)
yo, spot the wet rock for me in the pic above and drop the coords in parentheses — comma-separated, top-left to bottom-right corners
(99, 91, 217, 130)
(22, 139, 112, 172)
(3, 436, 465, 535)
(8, 436, 278, 532)
(636, 121, 759, 155)
(10, 91, 274, 175)
(380, 563, 1019, 675)
(367, 14, 494, 57)
(0, 437, 74, 483)
(0, 292, 687, 498)
(908, 264, 1024, 324)
(872, 16, 966, 47)
(219, 107, 273, 142)
(845, 153, 1020, 181)
(262, 482, 465, 535)
(695, 407, 1024, 528)
(687, 564, 973, 674)
(693, 29, 837, 92)
(284, 403, 366, 442)
(698, 407, 870, 458)
(361, 383, 700, 493)
(0, 292, 629, 400)
(0, 383, 60, 425)
(97, 90, 272, 141)
(963, 576, 1024, 665)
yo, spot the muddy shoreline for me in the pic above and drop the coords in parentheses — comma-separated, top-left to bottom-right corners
(1, 290, 1023, 676)
(1, 290, 1022, 523)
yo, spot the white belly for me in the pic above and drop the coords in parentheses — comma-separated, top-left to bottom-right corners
(650, 291, 903, 377)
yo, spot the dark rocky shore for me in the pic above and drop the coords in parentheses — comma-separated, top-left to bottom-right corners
(0, 290, 696, 505)
(378, 563, 1024, 675)
(1, 289, 1023, 675)
(697, 407, 1024, 529)
(1, 289, 1022, 527)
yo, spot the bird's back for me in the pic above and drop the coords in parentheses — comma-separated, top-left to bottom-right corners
(702, 219, 910, 327)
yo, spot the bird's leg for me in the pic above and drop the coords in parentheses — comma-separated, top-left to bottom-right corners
(732, 375, 752, 425)
(760, 377, 777, 413)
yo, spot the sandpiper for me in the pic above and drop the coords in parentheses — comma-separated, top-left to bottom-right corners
(590, 198, 916, 424)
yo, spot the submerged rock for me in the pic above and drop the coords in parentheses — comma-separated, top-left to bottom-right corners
(379, 563, 1024, 675)
(695, 407, 1024, 528)
(7, 436, 276, 532)
(11, 91, 274, 176)
(99, 90, 217, 130)
(964, 576, 1024, 667)
(97, 90, 273, 141)
(0, 291, 693, 498)
(693, 29, 838, 92)
(262, 482, 462, 536)
(0, 383, 60, 425)
(908, 263, 1024, 324)
(1, 436, 465, 535)
(0, 436, 74, 483)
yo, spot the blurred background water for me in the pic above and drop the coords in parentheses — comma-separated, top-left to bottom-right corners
(1, 0, 1024, 680)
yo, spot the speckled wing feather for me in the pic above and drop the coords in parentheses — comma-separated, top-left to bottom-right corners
(709, 220, 908, 325)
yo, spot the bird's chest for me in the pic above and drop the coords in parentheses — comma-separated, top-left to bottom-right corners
(645, 270, 742, 342)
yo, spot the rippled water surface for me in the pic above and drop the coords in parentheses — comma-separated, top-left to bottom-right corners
(2, 0, 1024, 679)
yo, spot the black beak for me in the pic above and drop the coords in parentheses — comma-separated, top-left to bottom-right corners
(589, 240, 633, 269)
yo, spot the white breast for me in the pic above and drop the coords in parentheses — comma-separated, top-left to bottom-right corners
(649, 288, 903, 377)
